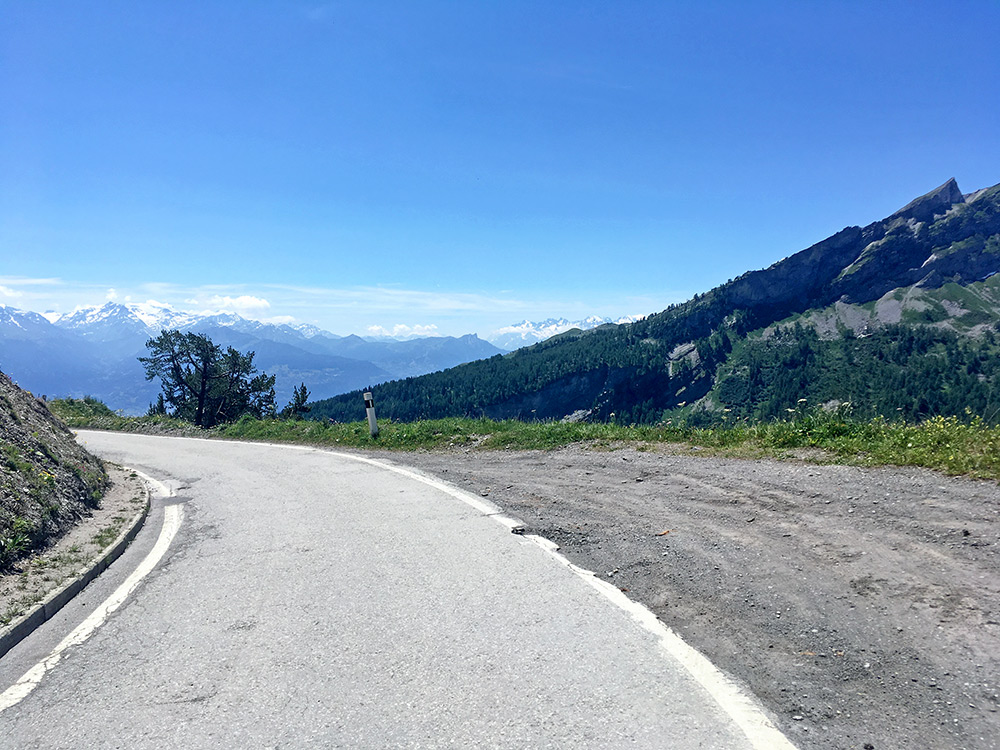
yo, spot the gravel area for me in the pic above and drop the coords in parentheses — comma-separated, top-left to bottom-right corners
(382, 445, 1000, 750)
(0, 466, 145, 629)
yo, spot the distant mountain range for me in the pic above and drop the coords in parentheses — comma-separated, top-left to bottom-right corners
(0, 302, 504, 414)
(487, 315, 646, 351)
(311, 178, 1000, 425)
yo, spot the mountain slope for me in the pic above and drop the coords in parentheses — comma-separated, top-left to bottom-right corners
(310, 179, 1000, 424)
(0, 307, 105, 400)
(1, 371, 108, 569)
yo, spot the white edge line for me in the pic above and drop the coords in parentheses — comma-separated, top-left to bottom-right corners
(0, 473, 183, 713)
(72, 433, 797, 749)
(526, 535, 800, 750)
(337, 451, 800, 750)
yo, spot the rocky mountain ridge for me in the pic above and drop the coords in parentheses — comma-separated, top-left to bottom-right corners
(311, 178, 1000, 424)
(720, 179, 998, 315)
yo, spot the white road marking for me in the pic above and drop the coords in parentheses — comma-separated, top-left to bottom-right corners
(524, 533, 799, 750)
(0, 491, 183, 713)
(70, 433, 798, 749)
(330, 451, 799, 750)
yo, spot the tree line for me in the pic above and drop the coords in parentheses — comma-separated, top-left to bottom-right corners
(705, 323, 1000, 425)
(307, 319, 1000, 427)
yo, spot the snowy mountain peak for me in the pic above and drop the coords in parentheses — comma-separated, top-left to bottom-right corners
(52, 301, 255, 336)
(195, 312, 248, 329)
(292, 323, 343, 340)
(129, 300, 201, 331)
(56, 302, 133, 328)
(487, 314, 645, 350)
(0, 305, 53, 332)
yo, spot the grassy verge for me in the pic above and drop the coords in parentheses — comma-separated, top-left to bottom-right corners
(49, 399, 1000, 481)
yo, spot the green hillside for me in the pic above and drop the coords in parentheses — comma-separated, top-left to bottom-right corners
(702, 323, 1000, 425)
(310, 180, 1000, 426)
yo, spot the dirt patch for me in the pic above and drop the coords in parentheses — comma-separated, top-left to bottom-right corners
(0, 465, 147, 626)
(382, 445, 1000, 750)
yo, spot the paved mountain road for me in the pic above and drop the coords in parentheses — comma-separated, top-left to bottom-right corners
(0, 432, 794, 748)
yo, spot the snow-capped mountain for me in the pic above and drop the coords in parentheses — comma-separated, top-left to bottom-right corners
(57, 301, 186, 334)
(0, 305, 103, 402)
(290, 323, 344, 341)
(1, 300, 642, 414)
(487, 315, 645, 351)
(1, 305, 61, 336)
(0, 302, 502, 414)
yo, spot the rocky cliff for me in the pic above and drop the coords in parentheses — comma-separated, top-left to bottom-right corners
(723, 179, 999, 314)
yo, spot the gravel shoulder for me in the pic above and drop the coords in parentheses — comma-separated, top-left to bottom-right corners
(381, 444, 1000, 750)
(0, 465, 146, 629)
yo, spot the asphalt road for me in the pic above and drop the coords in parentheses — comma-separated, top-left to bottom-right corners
(0, 432, 796, 749)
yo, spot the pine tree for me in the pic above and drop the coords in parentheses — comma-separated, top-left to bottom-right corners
(139, 330, 275, 427)
(281, 383, 311, 420)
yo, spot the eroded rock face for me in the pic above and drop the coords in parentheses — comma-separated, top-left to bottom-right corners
(0, 372, 108, 569)
(889, 177, 965, 223)
(725, 178, 999, 312)
(725, 226, 865, 310)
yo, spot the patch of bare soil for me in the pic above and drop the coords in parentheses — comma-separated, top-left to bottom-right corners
(383, 445, 1000, 750)
(0, 466, 146, 627)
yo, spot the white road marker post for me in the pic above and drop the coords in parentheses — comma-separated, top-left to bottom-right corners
(364, 390, 379, 438)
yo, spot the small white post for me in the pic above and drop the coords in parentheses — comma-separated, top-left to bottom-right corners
(363, 391, 379, 438)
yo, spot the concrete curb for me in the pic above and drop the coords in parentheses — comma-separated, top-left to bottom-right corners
(0, 479, 151, 659)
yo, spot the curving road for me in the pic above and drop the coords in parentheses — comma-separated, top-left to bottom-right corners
(0, 432, 796, 749)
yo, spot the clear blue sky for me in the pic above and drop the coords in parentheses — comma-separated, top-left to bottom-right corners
(2, 1, 998, 337)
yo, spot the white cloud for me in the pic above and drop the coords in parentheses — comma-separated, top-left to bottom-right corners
(366, 323, 440, 338)
(0, 285, 23, 298)
(138, 298, 173, 310)
(106, 288, 118, 301)
(203, 295, 271, 314)
(0, 276, 64, 287)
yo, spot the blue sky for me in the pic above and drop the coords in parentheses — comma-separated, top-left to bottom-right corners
(2, 1, 998, 337)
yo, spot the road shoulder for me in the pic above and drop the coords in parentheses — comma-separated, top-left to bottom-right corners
(384, 444, 1000, 750)
(0, 465, 149, 657)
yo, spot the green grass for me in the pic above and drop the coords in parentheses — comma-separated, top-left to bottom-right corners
(50, 398, 199, 434)
(91, 523, 123, 550)
(676, 412, 1000, 479)
(49, 396, 119, 421)
(49, 399, 1000, 481)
